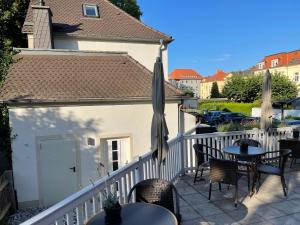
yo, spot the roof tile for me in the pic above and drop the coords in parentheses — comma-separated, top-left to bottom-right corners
(23, 0, 172, 43)
(0, 51, 181, 104)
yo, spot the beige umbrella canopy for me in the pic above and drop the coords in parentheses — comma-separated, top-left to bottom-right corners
(260, 69, 273, 131)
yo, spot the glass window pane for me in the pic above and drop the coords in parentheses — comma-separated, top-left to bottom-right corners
(112, 141, 118, 150)
(113, 162, 118, 171)
(83, 5, 98, 17)
(113, 151, 118, 160)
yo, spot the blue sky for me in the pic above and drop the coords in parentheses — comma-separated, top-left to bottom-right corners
(138, 0, 300, 76)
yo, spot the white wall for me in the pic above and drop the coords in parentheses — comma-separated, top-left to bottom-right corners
(54, 37, 169, 81)
(9, 102, 179, 205)
(252, 107, 300, 120)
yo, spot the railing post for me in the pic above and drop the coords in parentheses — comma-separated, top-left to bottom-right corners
(137, 156, 144, 182)
(178, 133, 185, 176)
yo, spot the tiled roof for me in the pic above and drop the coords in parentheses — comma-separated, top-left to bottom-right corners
(169, 69, 203, 80)
(23, 0, 172, 43)
(201, 70, 228, 83)
(0, 50, 182, 104)
(254, 50, 300, 70)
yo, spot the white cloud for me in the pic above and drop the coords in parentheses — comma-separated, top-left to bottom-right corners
(210, 53, 232, 62)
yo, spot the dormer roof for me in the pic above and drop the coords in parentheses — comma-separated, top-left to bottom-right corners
(23, 0, 173, 43)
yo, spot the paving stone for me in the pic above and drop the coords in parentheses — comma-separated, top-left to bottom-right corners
(193, 203, 224, 217)
(228, 208, 265, 225)
(177, 186, 199, 195)
(268, 215, 300, 225)
(180, 206, 202, 221)
(203, 213, 235, 225)
(254, 205, 287, 220)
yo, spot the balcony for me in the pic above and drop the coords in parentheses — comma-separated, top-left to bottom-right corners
(21, 126, 300, 225)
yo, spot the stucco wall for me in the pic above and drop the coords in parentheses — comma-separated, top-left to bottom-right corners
(254, 64, 300, 95)
(54, 37, 169, 80)
(199, 80, 226, 99)
(9, 102, 181, 205)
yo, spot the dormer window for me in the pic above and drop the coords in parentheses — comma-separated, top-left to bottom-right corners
(258, 62, 265, 70)
(271, 59, 279, 67)
(83, 4, 99, 17)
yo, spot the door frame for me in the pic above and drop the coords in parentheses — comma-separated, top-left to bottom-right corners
(99, 133, 133, 174)
(35, 134, 81, 206)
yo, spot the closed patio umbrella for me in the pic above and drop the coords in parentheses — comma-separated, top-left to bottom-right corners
(151, 57, 169, 169)
(261, 69, 273, 131)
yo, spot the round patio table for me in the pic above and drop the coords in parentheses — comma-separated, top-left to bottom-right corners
(223, 146, 266, 195)
(85, 202, 178, 225)
(223, 146, 265, 157)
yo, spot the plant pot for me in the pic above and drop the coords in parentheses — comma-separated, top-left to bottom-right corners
(293, 130, 299, 139)
(104, 203, 122, 225)
(240, 144, 248, 153)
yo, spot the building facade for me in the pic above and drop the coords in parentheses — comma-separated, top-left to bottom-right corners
(0, 0, 196, 208)
(169, 69, 203, 97)
(253, 50, 300, 91)
(199, 70, 230, 99)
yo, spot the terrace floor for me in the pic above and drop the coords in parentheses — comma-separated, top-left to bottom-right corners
(175, 163, 300, 225)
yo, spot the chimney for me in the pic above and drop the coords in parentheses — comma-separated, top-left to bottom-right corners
(32, 2, 53, 49)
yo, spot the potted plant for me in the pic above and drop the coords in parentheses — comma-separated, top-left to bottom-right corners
(239, 140, 249, 153)
(97, 162, 122, 225)
(102, 188, 122, 224)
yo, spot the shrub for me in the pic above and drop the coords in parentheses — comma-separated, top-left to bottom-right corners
(199, 101, 260, 116)
(284, 115, 300, 120)
(217, 122, 241, 132)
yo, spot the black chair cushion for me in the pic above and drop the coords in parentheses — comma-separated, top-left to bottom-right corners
(257, 164, 281, 175)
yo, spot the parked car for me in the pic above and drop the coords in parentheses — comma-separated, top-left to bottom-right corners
(219, 112, 247, 124)
(201, 111, 224, 125)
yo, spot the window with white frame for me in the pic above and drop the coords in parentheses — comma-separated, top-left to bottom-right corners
(258, 62, 265, 70)
(294, 72, 299, 82)
(83, 4, 99, 17)
(271, 59, 279, 68)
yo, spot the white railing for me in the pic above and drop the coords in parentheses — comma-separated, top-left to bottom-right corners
(21, 126, 296, 225)
(183, 127, 293, 172)
(21, 134, 184, 225)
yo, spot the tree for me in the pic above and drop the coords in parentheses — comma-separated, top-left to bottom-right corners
(0, 0, 29, 168)
(210, 82, 220, 98)
(222, 75, 246, 102)
(223, 72, 298, 103)
(109, 0, 142, 20)
(262, 72, 298, 101)
(242, 75, 262, 102)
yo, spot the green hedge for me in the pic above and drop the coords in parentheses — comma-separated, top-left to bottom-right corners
(199, 101, 260, 116)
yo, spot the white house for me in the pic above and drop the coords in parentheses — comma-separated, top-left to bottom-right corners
(0, 0, 195, 208)
(169, 69, 203, 97)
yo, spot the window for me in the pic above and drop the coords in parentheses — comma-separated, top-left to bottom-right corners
(271, 59, 279, 68)
(83, 4, 99, 17)
(294, 72, 299, 82)
(258, 62, 265, 70)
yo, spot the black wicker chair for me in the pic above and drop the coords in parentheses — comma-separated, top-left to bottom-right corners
(279, 139, 300, 168)
(127, 178, 181, 223)
(209, 158, 240, 207)
(193, 143, 224, 183)
(257, 149, 292, 196)
(233, 139, 262, 192)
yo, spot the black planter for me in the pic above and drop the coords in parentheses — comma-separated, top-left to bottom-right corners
(293, 130, 299, 139)
(240, 143, 248, 153)
(104, 203, 122, 225)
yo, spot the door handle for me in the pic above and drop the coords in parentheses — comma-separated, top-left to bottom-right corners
(69, 166, 76, 172)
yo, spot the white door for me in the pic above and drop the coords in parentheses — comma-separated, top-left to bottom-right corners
(107, 139, 128, 172)
(38, 137, 78, 206)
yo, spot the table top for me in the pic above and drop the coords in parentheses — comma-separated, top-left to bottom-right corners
(85, 203, 178, 225)
(223, 146, 265, 156)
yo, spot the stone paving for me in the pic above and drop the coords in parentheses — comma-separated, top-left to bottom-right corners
(175, 163, 300, 225)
